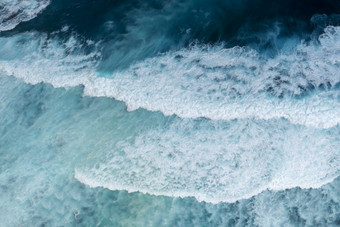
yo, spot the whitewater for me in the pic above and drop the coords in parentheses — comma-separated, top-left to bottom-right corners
(1, 26, 340, 128)
(0, 24, 339, 203)
(1, 0, 340, 226)
(0, 0, 50, 32)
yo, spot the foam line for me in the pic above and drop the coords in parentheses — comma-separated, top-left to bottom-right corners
(0, 27, 340, 128)
(75, 118, 340, 204)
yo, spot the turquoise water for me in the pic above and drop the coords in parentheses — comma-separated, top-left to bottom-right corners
(0, 75, 340, 226)
(1, 0, 340, 226)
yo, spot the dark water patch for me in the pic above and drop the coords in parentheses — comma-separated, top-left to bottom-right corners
(8, 0, 340, 41)
(2, 0, 340, 72)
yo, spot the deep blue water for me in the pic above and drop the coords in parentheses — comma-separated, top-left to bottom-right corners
(0, 0, 340, 226)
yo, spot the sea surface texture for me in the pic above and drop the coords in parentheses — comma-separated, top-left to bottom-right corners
(1, 0, 340, 226)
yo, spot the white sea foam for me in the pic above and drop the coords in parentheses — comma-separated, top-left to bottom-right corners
(0, 77, 338, 227)
(0, 27, 340, 128)
(86, 26, 340, 128)
(0, 0, 50, 32)
(0, 32, 99, 86)
(75, 118, 340, 204)
(1, 72, 338, 223)
(1, 29, 340, 204)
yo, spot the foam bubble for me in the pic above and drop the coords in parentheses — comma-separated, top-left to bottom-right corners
(0, 27, 340, 128)
(0, 0, 50, 32)
(75, 118, 340, 204)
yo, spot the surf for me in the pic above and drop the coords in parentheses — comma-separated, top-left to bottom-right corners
(0, 0, 50, 32)
(1, 26, 340, 128)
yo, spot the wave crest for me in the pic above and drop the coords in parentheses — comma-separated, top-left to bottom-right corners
(0, 27, 340, 128)
(0, 0, 50, 31)
(89, 26, 340, 128)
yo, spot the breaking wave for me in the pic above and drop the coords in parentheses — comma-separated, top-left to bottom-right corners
(1, 26, 340, 128)
(75, 117, 340, 204)
(1, 0, 340, 225)
(0, 0, 50, 32)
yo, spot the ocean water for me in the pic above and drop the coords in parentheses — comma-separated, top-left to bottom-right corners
(0, 0, 340, 226)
